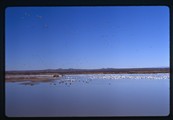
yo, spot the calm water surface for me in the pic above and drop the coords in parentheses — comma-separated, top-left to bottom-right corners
(6, 74, 169, 117)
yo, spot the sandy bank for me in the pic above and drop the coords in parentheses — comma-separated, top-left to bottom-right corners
(5, 74, 62, 82)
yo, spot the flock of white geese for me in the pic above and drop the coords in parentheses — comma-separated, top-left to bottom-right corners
(48, 73, 169, 86)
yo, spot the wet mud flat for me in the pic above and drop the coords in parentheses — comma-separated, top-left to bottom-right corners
(5, 74, 62, 83)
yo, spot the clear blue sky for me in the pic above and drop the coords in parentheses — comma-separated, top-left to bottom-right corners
(5, 6, 169, 70)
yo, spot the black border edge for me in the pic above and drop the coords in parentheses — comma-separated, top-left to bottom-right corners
(0, 0, 172, 6)
(0, 0, 173, 120)
(0, 0, 5, 120)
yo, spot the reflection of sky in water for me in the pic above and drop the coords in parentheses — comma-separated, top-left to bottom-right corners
(6, 74, 169, 117)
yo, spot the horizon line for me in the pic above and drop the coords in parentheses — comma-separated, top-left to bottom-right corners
(5, 67, 170, 71)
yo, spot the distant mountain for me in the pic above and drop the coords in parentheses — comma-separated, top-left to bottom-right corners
(6, 67, 169, 75)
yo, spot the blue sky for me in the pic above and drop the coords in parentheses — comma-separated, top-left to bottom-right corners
(5, 6, 169, 70)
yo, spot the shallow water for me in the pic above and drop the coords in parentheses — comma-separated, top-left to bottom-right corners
(5, 74, 170, 117)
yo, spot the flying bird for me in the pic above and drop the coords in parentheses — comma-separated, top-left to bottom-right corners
(36, 15, 43, 19)
(43, 24, 48, 28)
(24, 12, 31, 17)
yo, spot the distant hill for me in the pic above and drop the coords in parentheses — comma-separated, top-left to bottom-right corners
(6, 67, 170, 75)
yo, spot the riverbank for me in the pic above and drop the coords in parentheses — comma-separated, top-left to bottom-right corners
(5, 74, 62, 82)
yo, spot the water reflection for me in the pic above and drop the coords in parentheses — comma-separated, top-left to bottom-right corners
(6, 74, 170, 117)
(20, 82, 37, 86)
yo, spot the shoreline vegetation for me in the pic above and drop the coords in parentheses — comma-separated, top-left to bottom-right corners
(5, 68, 169, 82)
